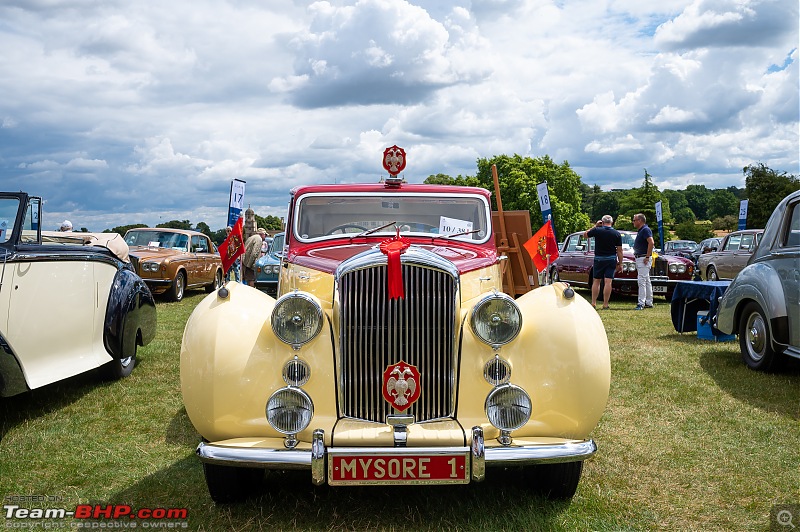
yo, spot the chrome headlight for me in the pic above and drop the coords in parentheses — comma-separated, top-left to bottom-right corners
(677, 264, 686, 273)
(485, 384, 532, 431)
(266, 387, 313, 434)
(283, 357, 310, 386)
(271, 293, 323, 347)
(669, 263, 677, 273)
(142, 262, 159, 272)
(470, 293, 522, 347)
(272, 265, 281, 274)
(623, 262, 635, 272)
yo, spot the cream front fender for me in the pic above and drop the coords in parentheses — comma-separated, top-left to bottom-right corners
(458, 283, 610, 441)
(180, 283, 337, 443)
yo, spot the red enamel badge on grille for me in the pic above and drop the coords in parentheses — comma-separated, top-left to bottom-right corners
(382, 361, 421, 412)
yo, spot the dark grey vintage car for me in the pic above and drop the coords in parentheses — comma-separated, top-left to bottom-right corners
(0, 192, 157, 397)
(716, 190, 800, 371)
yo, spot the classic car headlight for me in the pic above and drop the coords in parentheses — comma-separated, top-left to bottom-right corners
(470, 293, 522, 347)
(669, 263, 677, 273)
(141, 262, 159, 272)
(622, 262, 635, 272)
(272, 265, 281, 274)
(677, 264, 686, 273)
(484, 355, 511, 386)
(271, 293, 323, 347)
(266, 387, 313, 434)
(485, 384, 532, 431)
(283, 357, 310, 386)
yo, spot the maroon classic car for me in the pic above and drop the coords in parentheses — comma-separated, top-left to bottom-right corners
(550, 230, 694, 299)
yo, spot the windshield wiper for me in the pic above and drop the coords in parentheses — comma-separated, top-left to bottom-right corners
(432, 229, 481, 241)
(353, 221, 397, 239)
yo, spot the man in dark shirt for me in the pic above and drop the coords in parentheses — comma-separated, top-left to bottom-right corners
(632, 213, 655, 310)
(584, 215, 623, 309)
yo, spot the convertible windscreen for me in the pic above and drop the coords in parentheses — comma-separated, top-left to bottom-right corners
(125, 231, 190, 251)
(294, 194, 491, 243)
(0, 198, 20, 244)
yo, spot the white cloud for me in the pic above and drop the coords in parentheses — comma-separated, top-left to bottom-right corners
(0, 0, 795, 231)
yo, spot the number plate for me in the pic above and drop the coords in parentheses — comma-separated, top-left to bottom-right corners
(328, 449, 470, 485)
(653, 285, 667, 293)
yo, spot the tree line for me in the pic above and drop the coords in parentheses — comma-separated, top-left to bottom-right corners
(425, 158, 799, 246)
(103, 214, 284, 245)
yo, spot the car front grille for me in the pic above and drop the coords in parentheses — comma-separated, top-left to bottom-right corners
(338, 262, 457, 423)
(652, 257, 668, 277)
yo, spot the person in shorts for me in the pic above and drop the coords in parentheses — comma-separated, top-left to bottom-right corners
(584, 215, 623, 309)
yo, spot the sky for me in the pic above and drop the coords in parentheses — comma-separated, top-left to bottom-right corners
(0, 0, 797, 232)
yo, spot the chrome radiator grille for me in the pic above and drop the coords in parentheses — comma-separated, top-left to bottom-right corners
(652, 257, 668, 277)
(339, 263, 457, 423)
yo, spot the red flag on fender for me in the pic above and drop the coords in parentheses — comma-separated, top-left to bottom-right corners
(523, 220, 560, 273)
(218, 216, 245, 274)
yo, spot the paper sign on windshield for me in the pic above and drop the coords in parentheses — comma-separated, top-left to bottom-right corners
(0, 220, 7, 242)
(439, 216, 473, 236)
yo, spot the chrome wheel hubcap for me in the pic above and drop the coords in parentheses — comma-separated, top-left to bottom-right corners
(746, 313, 766, 361)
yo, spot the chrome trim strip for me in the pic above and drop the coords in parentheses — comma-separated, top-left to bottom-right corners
(196, 442, 311, 470)
(197, 436, 597, 483)
(484, 439, 597, 465)
(335, 246, 460, 281)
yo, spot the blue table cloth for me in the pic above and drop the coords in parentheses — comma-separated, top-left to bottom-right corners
(670, 281, 731, 333)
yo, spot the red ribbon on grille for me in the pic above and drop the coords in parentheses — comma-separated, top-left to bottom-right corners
(379, 229, 410, 300)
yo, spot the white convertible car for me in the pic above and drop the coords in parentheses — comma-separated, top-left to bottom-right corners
(0, 192, 157, 397)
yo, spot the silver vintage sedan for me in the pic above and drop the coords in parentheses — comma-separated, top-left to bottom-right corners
(716, 190, 800, 371)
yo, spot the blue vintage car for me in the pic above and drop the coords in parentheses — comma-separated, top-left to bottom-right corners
(254, 232, 283, 296)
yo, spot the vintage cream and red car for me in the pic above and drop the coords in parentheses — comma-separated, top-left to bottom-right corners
(180, 166, 610, 502)
(125, 228, 224, 302)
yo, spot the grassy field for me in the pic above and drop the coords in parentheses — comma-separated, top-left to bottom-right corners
(1, 288, 798, 531)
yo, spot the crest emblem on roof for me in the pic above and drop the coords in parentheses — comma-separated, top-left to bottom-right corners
(382, 145, 406, 176)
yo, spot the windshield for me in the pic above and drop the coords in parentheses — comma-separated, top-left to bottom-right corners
(620, 233, 636, 249)
(0, 198, 20, 244)
(294, 193, 492, 243)
(673, 242, 697, 251)
(125, 230, 190, 252)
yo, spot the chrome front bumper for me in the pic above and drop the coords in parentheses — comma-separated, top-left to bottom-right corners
(196, 427, 598, 486)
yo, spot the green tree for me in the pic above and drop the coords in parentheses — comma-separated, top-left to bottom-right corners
(674, 220, 714, 242)
(707, 189, 739, 220)
(663, 189, 688, 213)
(673, 207, 696, 224)
(104, 223, 148, 236)
(195, 221, 213, 238)
(743, 163, 800, 228)
(684, 184, 711, 220)
(712, 215, 738, 232)
(473, 154, 590, 239)
(423, 173, 481, 187)
(255, 214, 284, 231)
(618, 170, 670, 241)
(211, 228, 228, 245)
(156, 219, 192, 230)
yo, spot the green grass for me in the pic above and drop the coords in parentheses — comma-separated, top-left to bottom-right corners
(1, 289, 798, 530)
